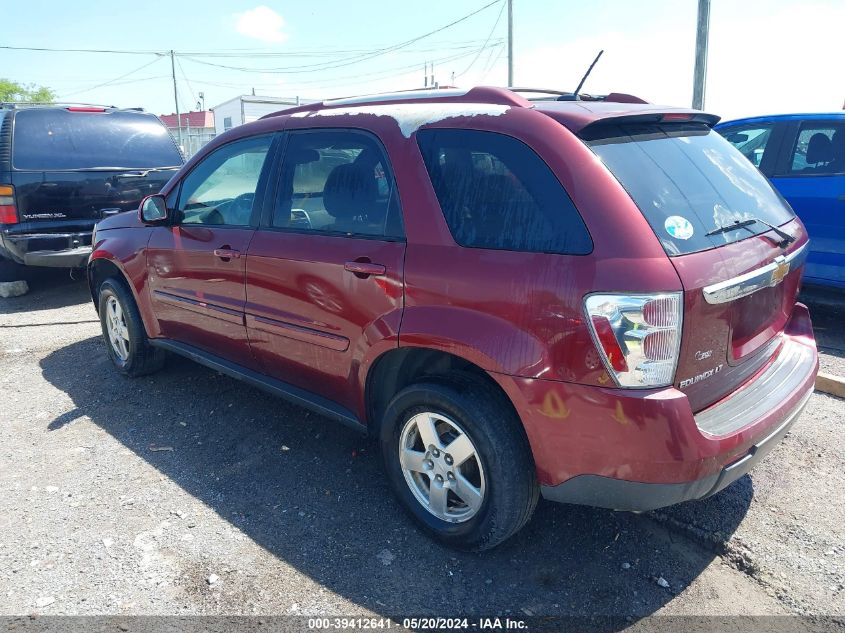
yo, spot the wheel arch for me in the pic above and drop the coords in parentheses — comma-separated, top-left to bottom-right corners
(364, 346, 523, 437)
(87, 257, 124, 311)
(88, 254, 158, 338)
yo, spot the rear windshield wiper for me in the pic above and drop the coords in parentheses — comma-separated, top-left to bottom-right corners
(706, 218, 795, 247)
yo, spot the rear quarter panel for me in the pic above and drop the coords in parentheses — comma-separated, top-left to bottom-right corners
(395, 106, 682, 384)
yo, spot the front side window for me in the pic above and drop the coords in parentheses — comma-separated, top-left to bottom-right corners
(416, 129, 592, 255)
(272, 130, 402, 238)
(177, 135, 272, 226)
(787, 122, 845, 175)
(719, 125, 773, 168)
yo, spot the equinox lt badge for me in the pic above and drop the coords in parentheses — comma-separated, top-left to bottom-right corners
(679, 364, 724, 389)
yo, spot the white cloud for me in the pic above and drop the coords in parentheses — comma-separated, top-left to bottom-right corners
(234, 6, 287, 43)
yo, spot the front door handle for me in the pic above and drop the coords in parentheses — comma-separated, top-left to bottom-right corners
(213, 247, 241, 261)
(344, 260, 386, 277)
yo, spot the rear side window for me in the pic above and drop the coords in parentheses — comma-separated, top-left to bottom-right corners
(12, 109, 182, 170)
(585, 123, 795, 256)
(787, 122, 845, 175)
(416, 129, 592, 255)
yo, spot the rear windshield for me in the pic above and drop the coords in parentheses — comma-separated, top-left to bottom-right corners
(584, 123, 795, 256)
(13, 109, 183, 171)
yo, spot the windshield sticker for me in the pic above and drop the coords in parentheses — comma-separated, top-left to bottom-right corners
(665, 216, 694, 240)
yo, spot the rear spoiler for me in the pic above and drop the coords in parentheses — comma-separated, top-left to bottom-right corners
(578, 111, 721, 139)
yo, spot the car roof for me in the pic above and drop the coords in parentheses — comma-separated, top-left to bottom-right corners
(260, 86, 719, 135)
(717, 112, 845, 127)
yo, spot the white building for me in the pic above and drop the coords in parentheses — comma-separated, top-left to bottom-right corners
(210, 95, 317, 135)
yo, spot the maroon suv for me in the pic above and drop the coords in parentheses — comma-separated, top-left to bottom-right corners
(89, 87, 818, 551)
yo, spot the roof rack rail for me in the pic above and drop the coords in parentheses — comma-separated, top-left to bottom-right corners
(261, 86, 532, 119)
(260, 85, 649, 120)
(508, 87, 574, 96)
(507, 87, 648, 104)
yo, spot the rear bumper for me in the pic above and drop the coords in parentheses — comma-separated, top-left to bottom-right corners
(540, 386, 811, 511)
(495, 303, 818, 511)
(0, 231, 92, 268)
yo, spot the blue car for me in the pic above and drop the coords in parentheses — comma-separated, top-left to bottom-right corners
(716, 113, 845, 289)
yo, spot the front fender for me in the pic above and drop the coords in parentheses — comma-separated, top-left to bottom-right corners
(88, 231, 158, 338)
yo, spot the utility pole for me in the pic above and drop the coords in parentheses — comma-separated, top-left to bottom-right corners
(507, 0, 514, 86)
(170, 50, 183, 150)
(692, 0, 710, 110)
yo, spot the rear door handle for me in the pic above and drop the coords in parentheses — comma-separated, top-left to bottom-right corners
(344, 261, 386, 277)
(213, 247, 241, 261)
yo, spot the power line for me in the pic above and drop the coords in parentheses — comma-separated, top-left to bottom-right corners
(175, 56, 198, 107)
(455, 0, 507, 78)
(14, 40, 502, 86)
(481, 44, 506, 83)
(0, 39, 502, 59)
(179, 44, 498, 91)
(59, 56, 165, 98)
(177, 40, 504, 58)
(178, 0, 504, 75)
(11, 0, 507, 105)
(0, 45, 162, 55)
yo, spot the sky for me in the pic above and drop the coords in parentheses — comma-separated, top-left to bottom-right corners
(2, 0, 843, 122)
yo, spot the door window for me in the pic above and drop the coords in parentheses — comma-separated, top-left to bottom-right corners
(272, 130, 403, 238)
(788, 123, 845, 175)
(177, 135, 272, 226)
(719, 125, 773, 168)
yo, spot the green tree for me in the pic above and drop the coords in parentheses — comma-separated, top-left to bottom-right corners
(0, 78, 56, 103)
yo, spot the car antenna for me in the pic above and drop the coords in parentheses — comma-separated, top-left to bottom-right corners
(572, 50, 604, 99)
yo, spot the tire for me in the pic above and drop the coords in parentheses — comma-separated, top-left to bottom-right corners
(98, 278, 165, 377)
(380, 372, 539, 551)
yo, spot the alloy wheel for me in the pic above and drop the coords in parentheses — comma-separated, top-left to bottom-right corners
(399, 411, 486, 523)
(105, 295, 130, 362)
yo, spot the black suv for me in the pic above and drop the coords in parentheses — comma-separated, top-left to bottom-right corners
(0, 104, 183, 285)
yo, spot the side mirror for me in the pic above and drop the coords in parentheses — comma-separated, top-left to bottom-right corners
(139, 194, 168, 224)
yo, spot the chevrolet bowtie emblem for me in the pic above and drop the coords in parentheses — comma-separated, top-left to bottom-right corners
(770, 258, 790, 286)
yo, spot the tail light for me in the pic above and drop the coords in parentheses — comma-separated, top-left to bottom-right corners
(0, 185, 17, 224)
(584, 292, 683, 388)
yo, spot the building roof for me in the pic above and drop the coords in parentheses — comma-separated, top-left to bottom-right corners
(159, 111, 214, 129)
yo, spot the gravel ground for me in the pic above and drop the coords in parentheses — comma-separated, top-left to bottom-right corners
(0, 273, 843, 620)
